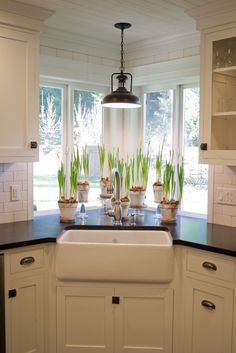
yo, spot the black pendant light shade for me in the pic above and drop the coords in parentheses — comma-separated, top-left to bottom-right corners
(102, 23, 141, 109)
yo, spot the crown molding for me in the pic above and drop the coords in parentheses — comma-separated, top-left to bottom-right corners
(0, 0, 54, 31)
(0, 0, 54, 21)
(186, 0, 236, 30)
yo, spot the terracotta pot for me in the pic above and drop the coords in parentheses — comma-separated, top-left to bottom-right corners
(78, 182, 89, 203)
(153, 183, 163, 203)
(121, 200, 130, 220)
(100, 178, 113, 197)
(159, 202, 179, 223)
(129, 190, 146, 208)
(58, 201, 78, 223)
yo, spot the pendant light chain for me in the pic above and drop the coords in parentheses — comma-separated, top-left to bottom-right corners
(120, 26, 124, 72)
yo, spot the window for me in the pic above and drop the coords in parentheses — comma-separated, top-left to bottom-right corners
(34, 85, 63, 211)
(34, 84, 103, 212)
(144, 85, 208, 216)
(144, 90, 173, 203)
(181, 86, 208, 215)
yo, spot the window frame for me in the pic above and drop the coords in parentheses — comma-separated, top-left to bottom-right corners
(143, 83, 209, 219)
(32, 79, 106, 216)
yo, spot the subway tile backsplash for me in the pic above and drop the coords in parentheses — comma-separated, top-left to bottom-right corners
(213, 166, 236, 227)
(0, 163, 28, 224)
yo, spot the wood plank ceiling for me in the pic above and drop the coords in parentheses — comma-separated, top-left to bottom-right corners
(15, 0, 214, 46)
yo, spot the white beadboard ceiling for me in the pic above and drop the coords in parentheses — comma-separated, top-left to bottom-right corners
(16, 0, 213, 47)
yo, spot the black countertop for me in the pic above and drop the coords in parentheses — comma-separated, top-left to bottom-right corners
(0, 208, 236, 256)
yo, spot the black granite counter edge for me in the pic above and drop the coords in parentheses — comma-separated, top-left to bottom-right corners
(172, 239, 236, 257)
(0, 210, 236, 257)
(1, 234, 236, 257)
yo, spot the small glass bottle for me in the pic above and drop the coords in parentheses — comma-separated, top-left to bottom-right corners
(214, 49, 223, 69)
(224, 48, 233, 67)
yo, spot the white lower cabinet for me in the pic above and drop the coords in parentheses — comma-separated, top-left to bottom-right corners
(56, 286, 174, 353)
(7, 275, 45, 353)
(184, 278, 234, 353)
(4, 245, 49, 353)
(183, 248, 235, 353)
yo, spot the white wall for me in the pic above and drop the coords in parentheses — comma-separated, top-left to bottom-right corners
(212, 166, 236, 227)
(0, 163, 30, 224)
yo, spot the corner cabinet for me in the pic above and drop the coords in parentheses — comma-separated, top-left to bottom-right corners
(199, 26, 236, 165)
(0, 23, 40, 162)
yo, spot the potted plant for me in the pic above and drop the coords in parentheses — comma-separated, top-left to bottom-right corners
(153, 138, 165, 203)
(108, 148, 118, 206)
(58, 157, 78, 223)
(98, 143, 108, 196)
(77, 145, 90, 203)
(129, 147, 150, 208)
(159, 153, 184, 223)
(120, 158, 131, 219)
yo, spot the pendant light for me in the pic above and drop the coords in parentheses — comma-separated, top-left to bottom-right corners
(102, 23, 141, 109)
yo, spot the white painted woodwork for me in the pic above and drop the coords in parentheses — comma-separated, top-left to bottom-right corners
(9, 248, 44, 274)
(3, 243, 236, 353)
(184, 278, 234, 353)
(183, 247, 236, 353)
(4, 245, 50, 353)
(56, 286, 114, 353)
(56, 285, 174, 353)
(0, 4, 53, 163)
(0, 24, 39, 162)
(186, 3, 236, 165)
(186, 249, 235, 283)
(8, 275, 45, 353)
(115, 287, 173, 353)
(19, 0, 210, 49)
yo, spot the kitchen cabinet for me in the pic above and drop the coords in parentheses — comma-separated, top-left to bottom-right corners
(183, 248, 235, 353)
(0, 15, 41, 162)
(199, 25, 236, 165)
(4, 246, 47, 353)
(56, 285, 174, 353)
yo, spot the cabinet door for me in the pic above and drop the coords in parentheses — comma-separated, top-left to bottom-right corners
(7, 275, 45, 353)
(200, 26, 236, 165)
(0, 26, 39, 162)
(57, 286, 114, 353)
(184, 278, 234, 353)
(115, 287, 173, 353)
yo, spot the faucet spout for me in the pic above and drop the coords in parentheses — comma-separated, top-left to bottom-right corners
(111, 168, 122, 225)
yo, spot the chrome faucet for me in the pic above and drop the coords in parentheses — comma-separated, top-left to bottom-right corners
(111, 168, 122, 225)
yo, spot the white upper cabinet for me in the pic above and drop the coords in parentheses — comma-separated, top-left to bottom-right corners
(199, 27, 236, 165)
(187, 1, 236, 165)
(0, 2, 53, 163)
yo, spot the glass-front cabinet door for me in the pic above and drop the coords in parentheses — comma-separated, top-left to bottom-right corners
(200, 27, 236, 165)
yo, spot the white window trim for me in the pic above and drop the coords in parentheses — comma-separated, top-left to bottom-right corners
(31, 79, 106, 217)
(143, 83, 209, 219)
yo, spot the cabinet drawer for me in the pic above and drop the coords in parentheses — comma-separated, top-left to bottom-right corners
(186, 250, 235, 283)
(10, 248, 44, 274)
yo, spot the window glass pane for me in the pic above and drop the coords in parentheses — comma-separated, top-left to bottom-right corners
(73, 90, 103, 203)
(34, 86, 62, 211)
(182, 87, 208, 215)
(145, 90, 173, 202)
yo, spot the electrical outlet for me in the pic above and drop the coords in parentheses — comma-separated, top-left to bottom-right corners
(216, 187, 236, 205)
(10, 185, 21, 201)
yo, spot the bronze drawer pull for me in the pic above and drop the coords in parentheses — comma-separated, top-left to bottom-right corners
(202, 261, 217, 271)
(201, 300, 216, 310)
(20, 256, 35, 266)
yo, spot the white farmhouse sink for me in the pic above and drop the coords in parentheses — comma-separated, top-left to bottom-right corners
(55, 229, 173, 283)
